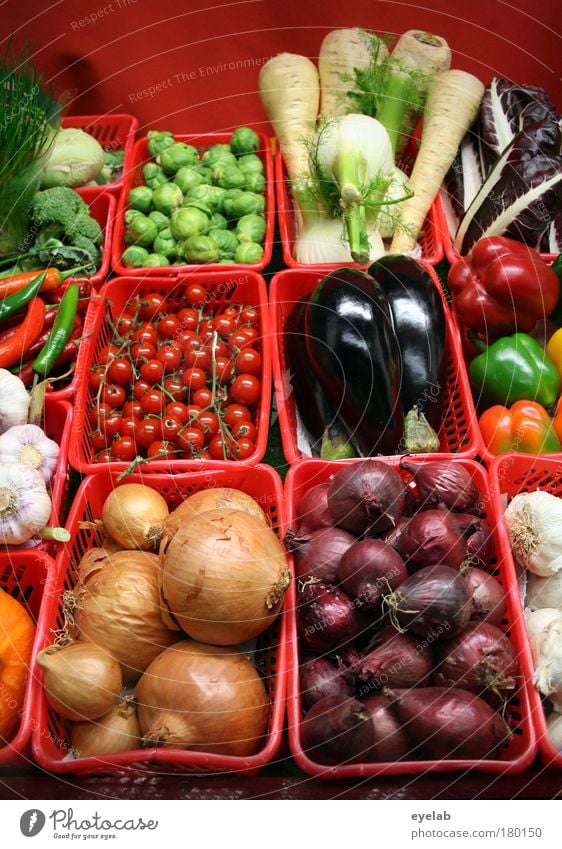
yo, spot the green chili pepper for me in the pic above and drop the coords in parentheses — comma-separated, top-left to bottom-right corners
(32, 284, 79, 377)
(0, 272, 46, 323)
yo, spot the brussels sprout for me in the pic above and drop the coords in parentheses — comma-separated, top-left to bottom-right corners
(213, 163, 246, 190)
(192, 163, 212, 182)
(125, 208, 144, 225)
(147, 130, 175, 157)
(158, 142, 199, 175)
(208, 228, 239, 255)
(152, 182, 183, 216)
(201, 144, 235, 168)
(170, 207, 209, 241)
(230, 191, 265, 219)
(144, 253, 170, 267)
(234, 241, 264, 263)
(209, 212, 227, 230)
(125, 214, 158, 248)
(174, 167, 204, 195)
(183, 234, 220, 263)
(237, 153, 264, 175)
(143, 162, 168, 190)
(153, 227, 178, 258)
(222, 189, 244, 218)
(121, 245, 150, 267)
(235, 213, 266, 244)
(230, 127, 260, 156)
(187, 183, 227, 213)
(244, 172, 266, 193)
(183, 199, 213, 218)
(128, 185, 153, 213)
(148, 210, 170, 231)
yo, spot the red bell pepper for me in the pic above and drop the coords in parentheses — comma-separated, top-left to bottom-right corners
(448, 237, 560, 336)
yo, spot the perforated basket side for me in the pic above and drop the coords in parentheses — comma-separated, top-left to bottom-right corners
(64, 113, 139, 199)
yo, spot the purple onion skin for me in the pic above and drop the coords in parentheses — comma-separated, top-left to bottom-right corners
(386, 564, 473, 640)
(291, 527, 356, 583)
(328, 461, 405, 536)
(403, 486, 418, 516)
(337, 540, 408, 611)
(363, 695, 413, 762)
(386, 687, 509, 760)
(353, 626, 433, 693)
(433, 622, 518, 695)
(464, 568, 506, 626)
(301, 696, 375, 764)
(297, 483, 334, 534)
(300, 655, 354, 708)
(397, 510, 469, 573)
(379, 516, 411, 551)
(401, 460, 480, 513)
(297, 581, 363, 653)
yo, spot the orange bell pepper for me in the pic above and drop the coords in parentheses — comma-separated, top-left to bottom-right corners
(553, 397, 562, 443)
(479, 400, 562, 455)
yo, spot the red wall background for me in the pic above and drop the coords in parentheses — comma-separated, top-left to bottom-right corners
(4, 0, 561, 132)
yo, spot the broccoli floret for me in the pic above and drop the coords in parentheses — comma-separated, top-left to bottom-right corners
(68, 213, 103, 244)
(30, 187, 89, 231)
(72, 234, 101, 265)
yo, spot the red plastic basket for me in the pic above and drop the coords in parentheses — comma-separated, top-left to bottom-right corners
(86, 192, 116, 288)
(69, 271, 272, 474)
(112, 132, 274, 275)
(275, 146, 444, 268)
(284, 457, 537, 778)
(269, 265, 483, 464)
(32, 465, 289, 775)
(63, 114, 139, 199)
(489, 453, 562, 769)
(0, 551, 57, 768)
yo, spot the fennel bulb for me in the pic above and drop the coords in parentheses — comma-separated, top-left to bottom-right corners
(294, 215, 384, 265)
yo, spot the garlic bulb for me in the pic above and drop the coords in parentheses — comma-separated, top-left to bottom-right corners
(0, 424, 59, 482)
(546, 711, 562, 751)
(526, 571, 562, 611)
(504, 491, 562, 576)
(0, 370, 30, 435)
(525, 607, 561, 646)
(0, 463, 52, 544)
(531, 614, 562, 699)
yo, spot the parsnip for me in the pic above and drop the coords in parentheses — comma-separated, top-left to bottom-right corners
(390, 70, 485, 253)
(319, 28, 387, 119)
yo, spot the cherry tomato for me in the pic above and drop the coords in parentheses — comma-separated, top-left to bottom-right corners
(213, 314, 236, 338)
(197, 447, 212, 461)
(215, 386, 230, 405)
(88, 366, 105, 392)
(157, 344, 182, 372)
(185, 283, 207, 305)
(147, 440, 175, 459)
(123, 401, 143, 419)
(197, 411, 219, 439)
(240, 307, 259, 326)
(223, 305, 240, 319)
(120, 416, 138, 438)
(199, 318, 213, 340)
(90, 429, 109, 451)
(214, 356, 232, 383)
(108, 357, 134, 385)
(177, 307, 198, 330)
(231, 420, 257, 441)
(96, 402, 113, 421)
(95, 448, 113, 464)
(176, 329, 199, 350)
(184, 404, 203, 422)
(182, 367, 207, 392)
(229, 330, 254, 351)
(230, 374, 261, 406)
(184, 346, 211, 371)
(163, 376, 186, 401)
(223, 403, 251, 427)
(192, 387, 212, 407)
(161, 416, 182, 442)
(176, 426, 205, 452)
(116, 313, 135, 338)
(232, 436, 256, 460)
(139, 293, 166, 321)
(130, 342, 156, 362)
(101, 383, 126, 408)
(165, 401, 189, 424)
(132, 324, 158, 345)
(100, 411, 123, 439)
(158, 315, 180, 340)
(141, 389, 167, 415)
(208, 433, 233, 460)
(135, 418, 162, 448)
(235, 347, 261, 375)
(111, 435, 137, 461)
(97, 344, 119, 365)
(208, 338, 229, 357)
(140, 359, 165, 383)
(133, 379, 152, 401)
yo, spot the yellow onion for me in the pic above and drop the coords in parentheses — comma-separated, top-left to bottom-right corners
(77, 547, 112, 584)
(161, 508, 291, 645)
(37, 642, 122, 721)
(135, 640, 269, 756)
(75, 551, 177, 683)
(162, 487, 270, 540)
(102, 484, 169, 550)
(71, 698, 141, 757)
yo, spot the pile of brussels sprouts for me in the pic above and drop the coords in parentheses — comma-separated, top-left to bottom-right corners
(121, 127, 267, 267)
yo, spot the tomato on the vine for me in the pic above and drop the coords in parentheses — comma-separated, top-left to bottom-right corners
(158, 315, 180, 340)
(230, 374, 261, 406)
(96, 402, 113, 421)
(130, 341, 156, 362)
(120, 416, 138, 438)
(231, 420, 257, 441)
(161, 417, 182, 442)
(88, 366, 105, 392)
(123, 401, 143, 419)
(229, 330, 253, 351)
(185, 283, 206, 305)
(232, 436, 256, 460)
(223, 403, 251, 427)
(214, 356, 232, 383)
(140, 359, 165, 383)
(147, 440, 175, 459)
(182, 367, 207, 392)
(135, 418, 162, 448)
(177, 307, 198, 330)
(165, 401, 189, 424)
(208, 433, 233, 460)
(176, 329, 198, 349)
(116, 313, 135, 337)
(197, 410, 220, 439)
(133, 378, 152, 400)
(192, 387, 212, 407)
(184, 346, 211, 371)
(108, 357, 134, 385)
(141, 389, 167, 415)
(95, 448, 113, 463)
(163, 375, 186, 401)
(132, 325, 158, 346)
(111, 435, 137, 461)
(176, 426, 205, 452)
(97, 344, 119, 365)
(139, 293, 166, 320)
(90, 429, 109, 451)
(212, 314, 236, 338)
(101, 383, 126, 408)
(100, 411, 122, 439)
(240, 307, 259, 326)
(234, 348, 261, 375)
(156, 344, 182, 373)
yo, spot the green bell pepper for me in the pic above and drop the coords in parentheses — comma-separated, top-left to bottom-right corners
(469, 332, 560, 409)
(547, 254, 562, 326)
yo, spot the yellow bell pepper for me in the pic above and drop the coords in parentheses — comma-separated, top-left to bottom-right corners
(546, 328, 562, 380)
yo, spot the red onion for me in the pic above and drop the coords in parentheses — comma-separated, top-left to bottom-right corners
(296, 483, 334, 534)
(433, 622, 517, 695)
(354, 626, 433, 692)
(289, 527, 356, 583)
(301, 696, 374, 764)
(384, 565, 473, 640)
(403, 485, 418, 516)
(300, 655, 354, 708)
(380, 516, 410, 551)
(337, 540, 407, 610)
(328, 461, 405, 535)
(454, 515, 494, 569)
(401, 460, 480, 513)
(297, 581, 363, 652)
(397, 510, 472, 573)
(464, 568, 506, 626)
(363, 695, 413, 762)
(386, 687, 509, 759)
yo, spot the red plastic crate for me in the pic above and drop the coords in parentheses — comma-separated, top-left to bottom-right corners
(62, 113, 139, 199)
(284, 457, 537, 778)
(69, 272, 272, 474)
(0, 551, 57, 768)
(275, 146, 444, 268)
(112, 132, 274, 275)
(32, 465, 289, 775)
(269, 265, 483, 464)
(489, 454, 562, 769)
(86, 192, 116, 288)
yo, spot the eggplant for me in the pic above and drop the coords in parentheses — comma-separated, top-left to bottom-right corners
(367, 256, 447, 453)
(284, 296, 355, 459)
(305, 268, 404, 457)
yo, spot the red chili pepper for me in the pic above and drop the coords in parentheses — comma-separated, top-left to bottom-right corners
(0, 268, 63, 299)
(0, 298, 46, 368)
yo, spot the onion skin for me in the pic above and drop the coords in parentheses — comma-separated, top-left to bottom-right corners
(385, 564, 473, 639)
(337, 540, 407, 610)
(401, 460, 480, 513)
(290, 527, 356, 583)
(464, 567, 506, 626)
(396, 510, 470, 573)
(296, 483, 334, 534)
(135, 640, 269, 756)
(300, 655, 354, 707)
(297, 581, 363, 652)
(455, 514, 494, 569)
(354, 626, 433, 693)
(102, 484, 169, 550)
(301, 696, 375, 764)
(380, 516, 410, 551)
(71, 699, 141, 757)
(161, 508, 291, 645)
(363, 695, 413, 762)
(433, 622, 518, 695)
(386, 687, 509, 759)
(328, 461, 405, 535)
(162, 487, 269, 540)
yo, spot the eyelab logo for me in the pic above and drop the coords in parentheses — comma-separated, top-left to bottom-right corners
(20, 809, 46, 837)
